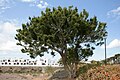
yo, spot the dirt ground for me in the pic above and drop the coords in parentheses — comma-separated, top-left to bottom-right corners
(0, 73, 49, 80)
(0, 66, 60, 80)
(0, 64, 119, 80)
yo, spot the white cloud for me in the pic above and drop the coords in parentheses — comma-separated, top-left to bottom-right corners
(1, 6, 10, 10)
(21, 0, 34, 2)
(0, 21, 21, 53)
(37, 1, 48, 9)
(0, 0, 13, 8)
(107, 39, 120, 48)
(40, 1, 43, 4)
(107, 7, 120, 17)
(0, 0, 9, 9)
(101, 39, 120, 49)
(0, 0, 14, 15)
(20, 0, 49, 9)
(0, 40, 17, 51)
(0, 22, 17, 34)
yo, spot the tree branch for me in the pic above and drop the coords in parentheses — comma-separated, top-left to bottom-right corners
(47, 43, 62, 54)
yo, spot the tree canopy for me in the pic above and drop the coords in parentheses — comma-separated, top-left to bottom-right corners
(15, 6, 107, 78)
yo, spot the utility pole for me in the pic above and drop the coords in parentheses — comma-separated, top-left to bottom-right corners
(104, 38, 107, 65)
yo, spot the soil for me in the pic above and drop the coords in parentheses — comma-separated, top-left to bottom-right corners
(0, 66, 48, 80)
(0, 73, 49, 80)
(0, 64, 119, 80)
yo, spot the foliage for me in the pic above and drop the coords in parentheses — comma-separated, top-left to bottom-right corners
(78, 65, 120, 80)
(104, 53, 120, 64)
(15, 6, 107, 78)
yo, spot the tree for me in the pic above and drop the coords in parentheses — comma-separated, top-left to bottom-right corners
(15, 6, 107, 79)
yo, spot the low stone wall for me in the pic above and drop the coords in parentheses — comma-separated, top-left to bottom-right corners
(0, 66, 42, 73)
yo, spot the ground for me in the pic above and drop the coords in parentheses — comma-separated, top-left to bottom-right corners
(0, 73, 49, 80)
(78, 64, 120, 80)
(0, 64, 119, 80)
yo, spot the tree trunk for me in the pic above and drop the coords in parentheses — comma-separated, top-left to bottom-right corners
(61, 53, 78, 79)
(62, 58, 77, 79)
(61, 54, 67, 69)
(68, 63, 78, 79)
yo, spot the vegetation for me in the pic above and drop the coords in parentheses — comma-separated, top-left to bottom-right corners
(101, 53, 120, 65)
(15, 6, 107, 78)
(78, 64, 120, 80)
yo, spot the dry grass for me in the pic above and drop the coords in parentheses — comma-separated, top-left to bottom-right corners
(78, 64, 120, 80)
(0, 65, 119, 80)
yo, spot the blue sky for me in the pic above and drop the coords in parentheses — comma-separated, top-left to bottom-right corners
(0, 0, 120, 61)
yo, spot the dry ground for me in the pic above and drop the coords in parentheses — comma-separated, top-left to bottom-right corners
(0, 73, 49, 80)
(0, 64, 120, 80)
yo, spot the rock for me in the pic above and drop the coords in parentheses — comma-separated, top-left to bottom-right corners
(48, 69, 69, 80)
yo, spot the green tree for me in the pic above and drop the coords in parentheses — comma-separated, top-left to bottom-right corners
(15, 6, 107, 79)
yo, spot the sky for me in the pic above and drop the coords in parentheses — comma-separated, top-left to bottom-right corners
(0, 0, 120, 61)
